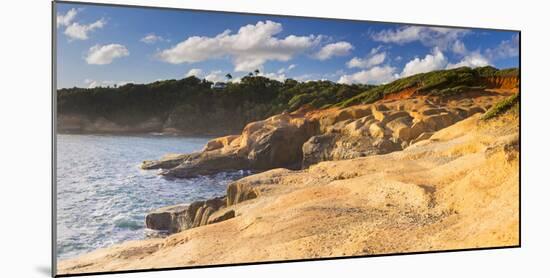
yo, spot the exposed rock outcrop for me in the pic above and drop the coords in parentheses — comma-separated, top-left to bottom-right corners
(145, 197, 227, 234)
(142, 89, 512, 177)
(58, 110, 519, 275)
(143, 112, 317, 178)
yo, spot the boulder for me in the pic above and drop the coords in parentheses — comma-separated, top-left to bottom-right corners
(145, 204, 192, 233)
(245, 121, 315, 170)
(189, 196, 226, 229)
(145, 196, 227, 234)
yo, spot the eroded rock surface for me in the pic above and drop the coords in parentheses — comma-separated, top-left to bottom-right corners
(59, 111, 519, 275)
(142, 91, 507, 177)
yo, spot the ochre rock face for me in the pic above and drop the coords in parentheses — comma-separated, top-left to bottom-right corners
(145, 85, 516, 180)
(484, 76, 519, 89)
(58, 111, 519, 275)
(145, 197, 227, 234)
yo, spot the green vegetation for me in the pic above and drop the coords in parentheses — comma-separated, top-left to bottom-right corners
(57, 75, 369, 133)
(57, 66, 518, 134)
(336, 66, 518, 107)
(481, 93, 520, 120)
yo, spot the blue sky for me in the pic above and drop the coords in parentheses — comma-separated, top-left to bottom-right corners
(56, 2, 519, 89)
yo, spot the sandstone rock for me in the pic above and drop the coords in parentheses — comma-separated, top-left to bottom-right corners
(410, 132, 435, 145)
(371, 104, 389, 121)
(145, 204, 191, 233)
(302, 134, 338, 168)
(343, 115, 374, 136)
(189, 196, 226, 228)
(203, 135, 240, 152)
(318, 109, 355, 132)
(380, 111, 411, 125)
(342, 106, 372, 119)
(207, 209, 236, 224)
(227, 182, 260, 206)
(145, 196, 227, 234)
(327, 119, 354, 133)
(141, 153, 200, 170)
(246, 122, 314, 170)
(422, 112, 459, 131)
(421, 108, 448, 116)
(372, 138, 402, 153)
(369, 122, 388, 139)
(161, 152, 250, 178)
(386, 116, 414, 142)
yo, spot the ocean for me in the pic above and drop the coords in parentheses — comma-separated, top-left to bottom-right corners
(56, 134, 248, 260)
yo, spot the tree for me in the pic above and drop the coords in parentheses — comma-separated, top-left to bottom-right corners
(225, 73, 232, 80)
(248, 72, 253, 77)
(254, 69, 260, 76)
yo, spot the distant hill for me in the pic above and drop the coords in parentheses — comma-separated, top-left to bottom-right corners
(56, 66, 518, 135)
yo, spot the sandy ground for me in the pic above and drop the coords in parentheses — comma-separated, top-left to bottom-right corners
(58, 111, 519, 275)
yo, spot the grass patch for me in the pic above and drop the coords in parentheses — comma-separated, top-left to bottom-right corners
(481, 93, 520, 120)
(335, 66, 519, 107)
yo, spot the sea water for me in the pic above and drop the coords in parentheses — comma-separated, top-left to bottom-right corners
(56, 134, 248, 260)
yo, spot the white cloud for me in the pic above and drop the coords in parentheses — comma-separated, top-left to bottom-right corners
(141, 33, 165, 44)
(85, 44, 129, 65)
(64, 18, 105, 40)
(277, 64, 297, 74)
(259, 71, 287, 82)
(446, 51, 490, 69)
(313, 41, 354, 60)
(185, 68, 203, 77)
(337, 65, 397, 85)
(157, 20, 321, 72)
(452, 40, 467, 55)
(346, 47, 386, 69)
(204, 70, 227, 82)
(400, 48, 447, 77)
(485, 34, 519, 60)
(84, 79, 134, 88)
(57, 8, 78, 28)
(372, 26, 469, 50)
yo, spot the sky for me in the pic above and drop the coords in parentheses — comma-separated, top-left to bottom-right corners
(55, 2, 519, 89)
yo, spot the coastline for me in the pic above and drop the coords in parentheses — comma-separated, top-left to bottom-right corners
(57, 86, 519, 274)
(58, 111, 519, 274)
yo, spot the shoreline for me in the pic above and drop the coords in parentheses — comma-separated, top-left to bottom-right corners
(56, 74, 520, 274)
(58, 106, 519, 274)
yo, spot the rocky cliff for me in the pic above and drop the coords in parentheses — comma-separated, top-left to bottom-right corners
(58, 103, 519, 274)
(57, 70, 519, 274)
(141, 89, 511, 178)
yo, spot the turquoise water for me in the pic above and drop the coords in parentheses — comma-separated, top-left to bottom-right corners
(56, 134, 248, 260)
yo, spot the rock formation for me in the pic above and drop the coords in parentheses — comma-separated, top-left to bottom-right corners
(142, 91, 508, 177)
(57, 73, 519, 274)
(58, 107, 519, 274)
